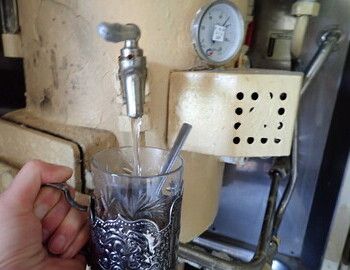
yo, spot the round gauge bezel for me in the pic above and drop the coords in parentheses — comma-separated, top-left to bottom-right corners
(191, 0, 245, 66)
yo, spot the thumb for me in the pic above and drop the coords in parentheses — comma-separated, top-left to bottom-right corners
(4, 160, 73, 208)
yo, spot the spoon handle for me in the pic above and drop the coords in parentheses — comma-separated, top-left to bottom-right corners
(156, 123, 192, 196)
(161, 123, 192, 174)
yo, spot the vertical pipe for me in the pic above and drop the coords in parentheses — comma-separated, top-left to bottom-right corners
(254, 168, 281, 259)
(301, 29, 344, 95)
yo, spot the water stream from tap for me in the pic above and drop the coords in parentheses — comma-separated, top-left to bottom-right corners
(131, 117, 143, 176)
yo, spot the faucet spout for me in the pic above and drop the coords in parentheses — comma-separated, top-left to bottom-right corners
(98, 22, 147, 118)
(119, 37, 147, 118)
(120, 61, 146, 118)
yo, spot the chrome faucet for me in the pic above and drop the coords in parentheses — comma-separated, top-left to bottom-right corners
(98, 22, 147, 118)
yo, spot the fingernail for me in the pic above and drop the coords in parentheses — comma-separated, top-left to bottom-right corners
(34, 204, 49, 220)
(64, 246, 75, 258)
(59, 166, 73, 174)
(50, 235, 66, 254)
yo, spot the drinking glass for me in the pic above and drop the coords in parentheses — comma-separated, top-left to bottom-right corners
(89, 146, 184, 270)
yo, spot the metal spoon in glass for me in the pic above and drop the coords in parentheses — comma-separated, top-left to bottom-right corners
(155, 123, 192, 196)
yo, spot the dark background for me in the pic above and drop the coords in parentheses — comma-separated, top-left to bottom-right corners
(0, 11, 25, 115)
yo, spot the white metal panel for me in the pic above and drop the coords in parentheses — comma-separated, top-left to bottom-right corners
(321, 151, 350, 270)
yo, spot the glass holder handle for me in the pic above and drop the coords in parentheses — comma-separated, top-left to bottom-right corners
(42, 183, 88, 212)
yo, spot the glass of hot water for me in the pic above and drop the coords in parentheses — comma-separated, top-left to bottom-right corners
(89, 146, 184, 270)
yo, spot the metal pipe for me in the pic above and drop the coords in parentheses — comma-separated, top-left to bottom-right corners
(301, 28, 344, 95)
(273, 128, 298, 234)
(0, 0, 20, 34)
(254, 165, 283, 259)
(274, 28, 344, 235)
(274, 28, 346, 231)
(274, 27, 344, 234)
(273, 31, 341, 232)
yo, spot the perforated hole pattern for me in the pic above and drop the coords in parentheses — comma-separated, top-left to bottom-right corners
(232, 90, 288, 146)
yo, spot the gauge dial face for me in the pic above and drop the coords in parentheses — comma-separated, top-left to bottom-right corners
(192, 0, 245, 65)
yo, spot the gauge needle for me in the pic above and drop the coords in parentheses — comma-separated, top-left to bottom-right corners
(223, 16, 230, 27)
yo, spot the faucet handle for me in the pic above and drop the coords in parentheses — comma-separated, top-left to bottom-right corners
(98, 22, 140, 43)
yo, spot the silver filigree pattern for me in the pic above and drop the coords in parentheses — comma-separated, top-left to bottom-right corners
(90, 196, 182, 270)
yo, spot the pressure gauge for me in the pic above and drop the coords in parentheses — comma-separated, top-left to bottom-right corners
(192, 0, 245, 66)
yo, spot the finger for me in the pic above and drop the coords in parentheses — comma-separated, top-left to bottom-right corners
(48, 206, 88, 255)
(61, 221, 90, 259)
(34, 184, 76, 221)
(5, 160, 73, 207)
(33, 186, 62, 220)
(44, 255, 87, 270)
(41, 192, 71, 243)
(74, 253, 88, 265)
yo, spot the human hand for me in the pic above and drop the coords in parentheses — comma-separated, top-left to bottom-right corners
(0, 160, 89, 270)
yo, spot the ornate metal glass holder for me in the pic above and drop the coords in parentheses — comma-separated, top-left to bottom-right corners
(89, 146, 184, 270)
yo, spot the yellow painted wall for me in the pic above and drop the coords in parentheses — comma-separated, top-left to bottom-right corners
(18, 0, 248, 147)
